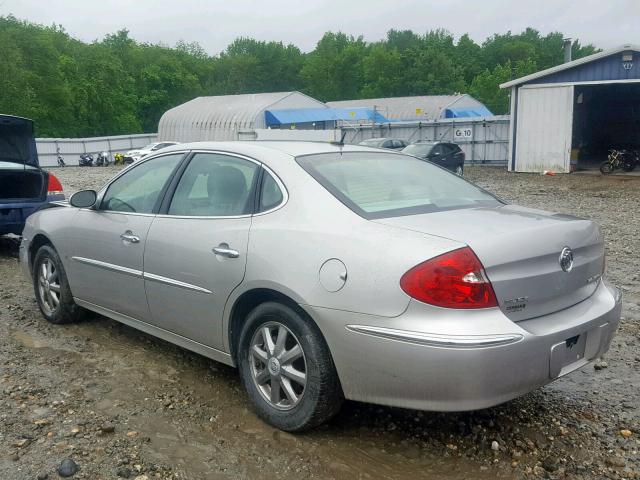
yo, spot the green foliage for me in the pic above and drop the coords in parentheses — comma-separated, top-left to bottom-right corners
(0, 15, 599, 136)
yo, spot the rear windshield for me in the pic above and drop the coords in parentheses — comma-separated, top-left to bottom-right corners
(402, 143, 434, 156)
(296, 152, 501, 219)
(359, 139, 384, 147)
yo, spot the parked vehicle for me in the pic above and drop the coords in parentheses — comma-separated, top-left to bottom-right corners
(358, 138, 408, 150)
(95, 151, 110, 167)
(20, 142, 620, 431)
(124, 141, 179, 163)
(600, 148, 638, 174)
(56, 146, 66, 167)
(403, 141, 465, 175)
(79, 154, 94, 167)
(0, 115, 64, 236)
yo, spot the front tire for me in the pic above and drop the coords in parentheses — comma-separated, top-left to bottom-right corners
(33, 245, 84, 324)
(238, 302, 343, 431)
(455, 165, 464, 176)
(600, 161, 613, 175)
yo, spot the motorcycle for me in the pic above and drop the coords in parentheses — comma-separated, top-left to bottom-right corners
(95, 151, 110, 167)
(56, 146, 66, 167)
(79, 154, 94, 167)
(600, 149, 639, 174)
(114, 153, 125, 166)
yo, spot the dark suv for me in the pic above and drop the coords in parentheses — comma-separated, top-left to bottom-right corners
(402, 141, 465, 175)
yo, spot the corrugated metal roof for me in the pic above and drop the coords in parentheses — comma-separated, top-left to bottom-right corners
(158, 91, 326, 141)
(326, 94, 487, 121)
(500, 44, 640, 88)
(265, 107, 390, 125)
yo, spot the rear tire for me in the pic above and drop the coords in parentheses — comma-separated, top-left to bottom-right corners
(33, 245, 84, 324)
(237, 301, 343, 431)
(622, 161, 636, 172)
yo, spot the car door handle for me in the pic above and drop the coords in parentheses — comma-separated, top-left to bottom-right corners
(120, 231, 140, 244)
(212, 244, 239, 258)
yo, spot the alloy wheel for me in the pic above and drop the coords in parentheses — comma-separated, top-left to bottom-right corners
(38, 257, 61, 316)
(249, 321, 307, 410)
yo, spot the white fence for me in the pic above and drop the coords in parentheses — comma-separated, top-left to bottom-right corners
(36, 117, 510, 167)
(36, 133, 158, 167)
(340, 116, 510, 165)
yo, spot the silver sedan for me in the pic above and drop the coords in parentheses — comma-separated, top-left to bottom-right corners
(20, 142, 621, 431)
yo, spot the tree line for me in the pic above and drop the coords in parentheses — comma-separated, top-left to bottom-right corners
(0, 15, 597, 137)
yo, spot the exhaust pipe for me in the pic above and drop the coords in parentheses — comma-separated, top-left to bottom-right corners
(563, 38, 572, 63)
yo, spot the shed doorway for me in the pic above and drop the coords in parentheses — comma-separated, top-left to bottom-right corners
(572, 83, 640, 170)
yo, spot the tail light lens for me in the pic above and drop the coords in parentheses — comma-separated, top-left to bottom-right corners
(47, 173, 63, 195)
(400, 247, 497, 309)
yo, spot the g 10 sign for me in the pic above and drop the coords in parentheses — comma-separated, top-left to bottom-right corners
(454, 127, 473, 139)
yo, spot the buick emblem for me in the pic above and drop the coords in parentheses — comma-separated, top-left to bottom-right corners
(559, 247, 574, 273)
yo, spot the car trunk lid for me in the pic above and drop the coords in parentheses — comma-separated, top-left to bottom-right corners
(0, 115, 39, 167)
(375, 205, 605, 321)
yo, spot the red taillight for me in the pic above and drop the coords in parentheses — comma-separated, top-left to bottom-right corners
(400, 247, 497, 309)
(47, 173, 63, 195)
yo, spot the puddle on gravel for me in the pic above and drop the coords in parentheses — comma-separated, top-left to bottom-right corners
(12, 329, 50, 349)
(71, 320, 508, 480)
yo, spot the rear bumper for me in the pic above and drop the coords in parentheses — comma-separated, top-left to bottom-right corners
(0, 195, 64, 236)
(306, 279, 621, 412)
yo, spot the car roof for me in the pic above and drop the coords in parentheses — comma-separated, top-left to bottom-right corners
(360, 137, 405, 142)
(159, 140, 403, 159)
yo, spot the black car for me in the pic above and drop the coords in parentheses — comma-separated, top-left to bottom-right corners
(358, 138, 408, 150)
(402, 141, 465, 175)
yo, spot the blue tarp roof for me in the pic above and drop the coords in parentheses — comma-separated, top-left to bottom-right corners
(444, 106, 493, 118)
(265, 107, 390, 126)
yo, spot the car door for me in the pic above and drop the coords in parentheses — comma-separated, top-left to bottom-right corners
(67, 153, 184, 321)
(427, 144, 446, 167)
(143, 151, 261, 350)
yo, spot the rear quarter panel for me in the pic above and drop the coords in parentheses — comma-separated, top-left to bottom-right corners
(225, 156, 463, 350)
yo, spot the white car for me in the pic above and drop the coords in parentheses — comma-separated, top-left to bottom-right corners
(124, 142, 179, 163)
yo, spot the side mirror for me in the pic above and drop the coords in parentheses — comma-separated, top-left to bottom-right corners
(70, 190, 97, 208)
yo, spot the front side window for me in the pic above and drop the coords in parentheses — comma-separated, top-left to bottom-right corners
(101, 153, 183, 213)
(168, 153, 259, 216)
(296, 152, 500, 219)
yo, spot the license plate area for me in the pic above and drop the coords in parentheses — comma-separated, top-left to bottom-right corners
(549, 333, 588, 378)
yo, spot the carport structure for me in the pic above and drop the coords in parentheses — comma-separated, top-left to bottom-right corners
(501, 45, 640, 173)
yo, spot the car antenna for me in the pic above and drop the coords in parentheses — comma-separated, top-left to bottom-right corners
(330, 129, 349, 155)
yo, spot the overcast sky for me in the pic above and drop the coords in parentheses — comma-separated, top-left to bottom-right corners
(2, 0, 637, 54)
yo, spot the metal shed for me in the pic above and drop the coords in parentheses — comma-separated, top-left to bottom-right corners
(158, 91, 327, 142)
(326, 94, 493, 122)
(501, 44, 640, 173)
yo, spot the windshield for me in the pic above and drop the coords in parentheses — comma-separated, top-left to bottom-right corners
(359, 139, 384, 147)
(402, 143, 434, 157)
(296, 152, 500, 219)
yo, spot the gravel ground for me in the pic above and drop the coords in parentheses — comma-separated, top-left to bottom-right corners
(0, 165, 638, 480)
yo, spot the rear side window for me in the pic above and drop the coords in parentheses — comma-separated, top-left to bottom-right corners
(101, 154, 183, 213)
(445, 144, 461, 154)
(296, 152, 500, 219)
(258, 172, 284, 212)
(168, 153, 259, 216)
